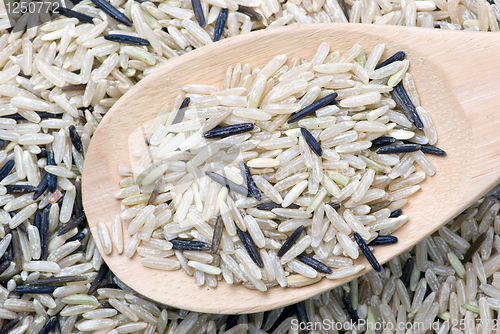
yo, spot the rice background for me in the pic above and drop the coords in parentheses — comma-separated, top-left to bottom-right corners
(0, 0, 499, 333)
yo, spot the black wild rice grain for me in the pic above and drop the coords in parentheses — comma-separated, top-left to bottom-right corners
(370, 200, 391, 213)
(47, 151, 57, 193)
(71, 244, 86, 255)
(79, 106, 94, 113)
(391, 83, 424, 130)
(375, 144, 421, 154)
(375, 51, 405, 69)
(203, 123, 254, 139)
(40, 207, 50, 260)
(5, 185, 38, 194)
(15, 284, 57, 294)
(239, 161, 262, 200)
(191, 0, 206, 27)
(342, 295, 360, 323)
(225, 315, 240, 330)
(90, 0, 133, 26)
(0, 139, 5, 150)
(100, 301, 113, 309)
(213, 8, 228, 42)
(11, 230, 22, 271)
(420, 144, 447, 156)
(0, 160, 15, 182)
(57, 211, 87, 236)
(236, 226, 263, 268)
(337, 0, 349, 19)
(68, 125, 84, 154)
(353, 232, 381, 272)
(104, 34, 151, 45)
(39, 316, 57, 334)
(295, 302, 309, 334)
(0, 318, 20, 334)
(37, 148, 48, 158)
(3, 112, 64, 120)
(18, 223, 27, 235)
(401, 257, 414, 287)
(328, 202, 341, 210)
(277, 225, 305, 257)
(172, 97, 190, 124)
(236, 5, 262, 20)
(371, 136, 396, 148)
(53, 6, 94, 23)
(256, 202, 300, 210)
(300, 127, 322, 156)
(171, 239, 211, 251)
(33, 276, 87, 285)
(74, 178, 84, 216)
(36, 112, 65, 119)
(53, 317, 61, 334)
(66, 231, 87, 242)
(7, 241, 13, 261)
(147, 178, 162, 206)
(389, 209, 402, 218)
(61, 84, 86, 91)
(462, 232, 488, 264)
(34, 211, 42, 231)
(368, 236, 398, 246)
(99, 283, 120, 289)
(88, 263, 109, 295)
(33, 173, 48, 200)
(256, 202, 281, 210)
(287, 93, 338, 124)
(297, 254, 332, 274)
(0, 259, 10, 275)
(401, 140, 447, 156)
(205, 171, 250, 197)
(211, 215, 223, 254)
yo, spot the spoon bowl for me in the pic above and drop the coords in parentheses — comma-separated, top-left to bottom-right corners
(82, 23, 500, 314)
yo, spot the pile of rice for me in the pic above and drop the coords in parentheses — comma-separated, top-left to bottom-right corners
(0, 0, 499, 331)
(110, 42, 442, 290)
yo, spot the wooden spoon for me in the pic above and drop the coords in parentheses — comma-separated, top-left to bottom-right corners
(82, 23, 500, 314)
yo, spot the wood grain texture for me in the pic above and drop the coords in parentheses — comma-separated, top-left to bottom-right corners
(82, 23, 500, 314)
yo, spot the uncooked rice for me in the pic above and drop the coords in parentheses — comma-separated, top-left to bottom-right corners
(0, 0, 499, 331)
(111, 41, 450, 291)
